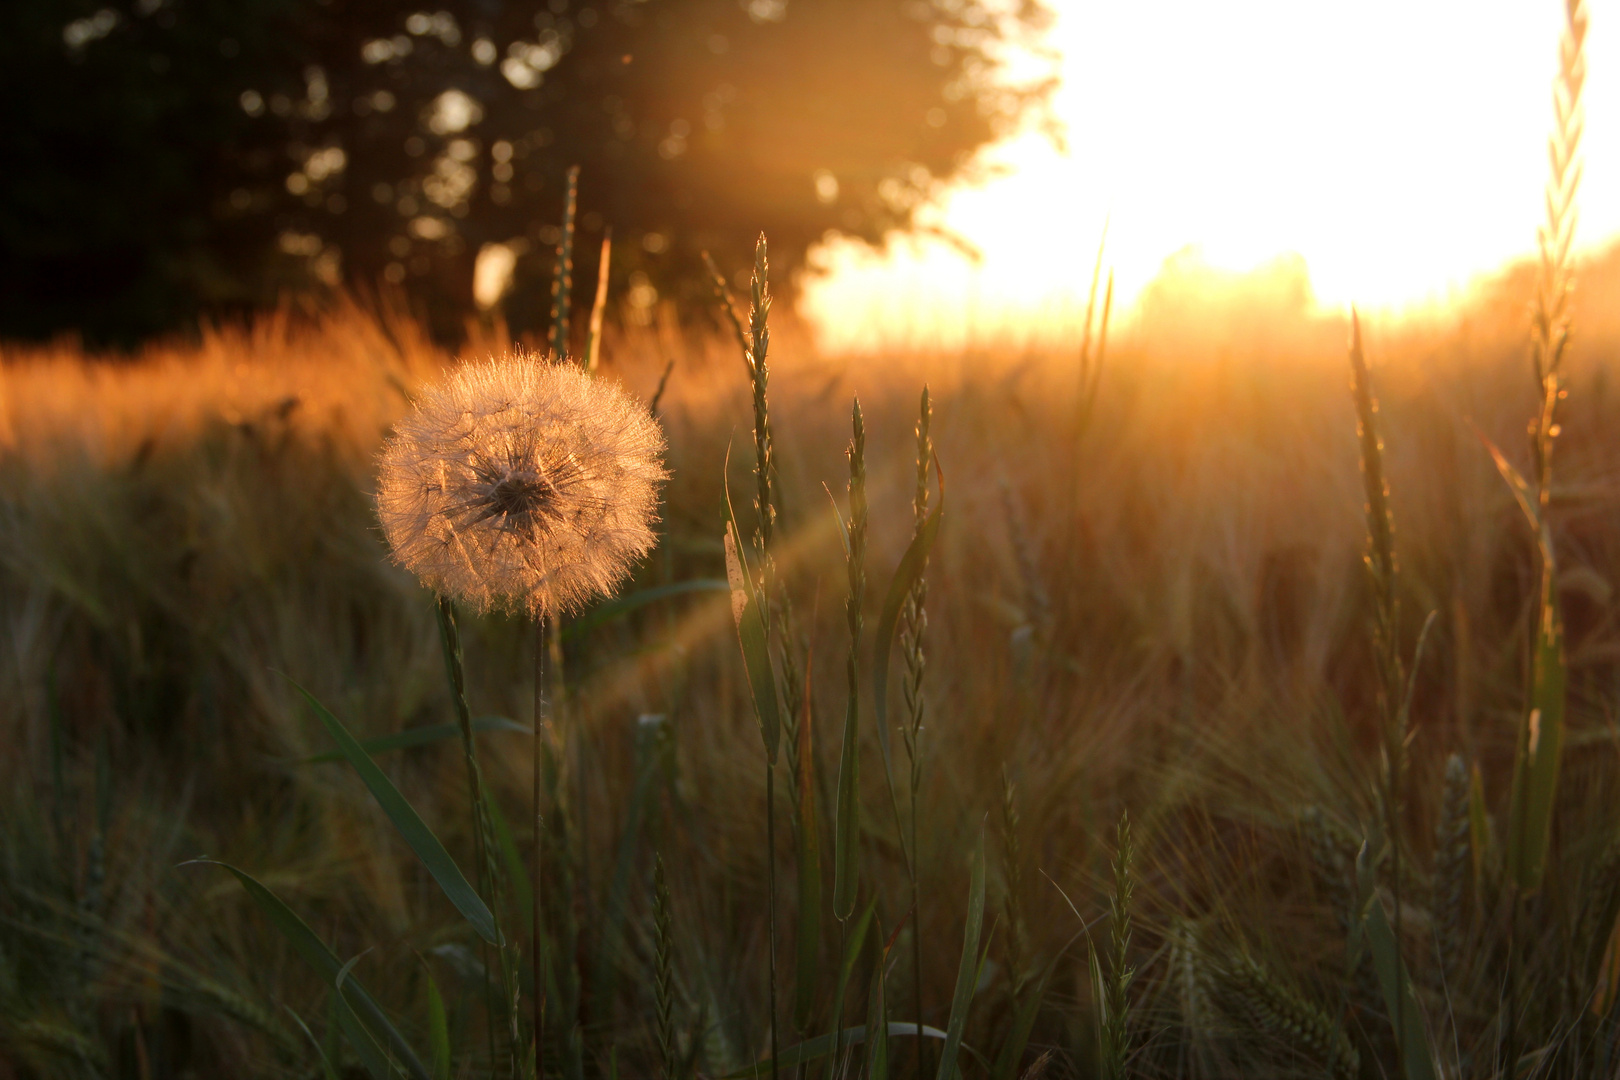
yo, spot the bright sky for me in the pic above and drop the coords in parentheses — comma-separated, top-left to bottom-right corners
(799, 0, 1620, 352)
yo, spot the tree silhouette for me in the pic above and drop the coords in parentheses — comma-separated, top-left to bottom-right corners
(5, 0, 1054, 346)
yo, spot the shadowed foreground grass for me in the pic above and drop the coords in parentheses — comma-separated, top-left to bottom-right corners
(3, 244, 1620, 1078)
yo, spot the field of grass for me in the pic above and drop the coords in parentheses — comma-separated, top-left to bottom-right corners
(2, 217, 1620, 1080)
(1, 6, 1616, 1071)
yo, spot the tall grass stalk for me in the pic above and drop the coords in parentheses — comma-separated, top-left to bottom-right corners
(549, 165, 580, 360)
(903, 388, 933, 1075)
(702, 250, 751, 365)
(533, 615, 551, 1080)
(744, 233, 782, 1080)
(435, 597, 508, 1072)
(1104, 811, 1134, 1079)
(1505, 0, 1584, 1064)
(1348, 309, 1410, 1070)
(584, 228, 612, 374)
(834, 399, 868, 925)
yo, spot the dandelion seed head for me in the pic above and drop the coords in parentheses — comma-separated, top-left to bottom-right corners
(377, 354, 667, 616)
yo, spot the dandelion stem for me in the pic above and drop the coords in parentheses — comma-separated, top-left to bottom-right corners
(534, 614, 550, 1080)
(435, 596, 503, 1074)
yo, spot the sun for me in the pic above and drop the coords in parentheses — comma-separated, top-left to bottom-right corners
(801, 0, 1619, 353)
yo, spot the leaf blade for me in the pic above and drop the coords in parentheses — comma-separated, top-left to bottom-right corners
(290, 681, 500, 945)
(196, 861, 430, 1080)
(936, 827, 987, 1080)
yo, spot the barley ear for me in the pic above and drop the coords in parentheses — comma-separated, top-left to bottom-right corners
(1432, 754, 1472, 981)
(1222, 954, 1360, 1080)
(654, 856, 678, 1080)
(1102, 811, 1134, 1080)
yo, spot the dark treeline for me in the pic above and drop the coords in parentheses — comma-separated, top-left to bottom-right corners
(5, 0, 1054, 347)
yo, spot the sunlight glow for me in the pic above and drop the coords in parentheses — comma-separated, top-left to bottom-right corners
(801, 0, 1620, 352)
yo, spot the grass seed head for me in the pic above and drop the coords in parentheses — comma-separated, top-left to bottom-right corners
(377, 353, 667, 617)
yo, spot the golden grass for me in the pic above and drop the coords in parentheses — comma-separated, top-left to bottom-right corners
(2, 240, 1620, 1075)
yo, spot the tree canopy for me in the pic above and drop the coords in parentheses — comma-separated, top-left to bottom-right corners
(5, 0, 1054, 346)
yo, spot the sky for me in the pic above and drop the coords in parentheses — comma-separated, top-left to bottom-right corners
(798, 0, 1619, 352)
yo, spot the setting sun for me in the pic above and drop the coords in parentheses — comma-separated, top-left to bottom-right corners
(802, 0, 1620, 351)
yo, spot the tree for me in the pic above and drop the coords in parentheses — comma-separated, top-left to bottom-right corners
(4, 0, 1055, 347)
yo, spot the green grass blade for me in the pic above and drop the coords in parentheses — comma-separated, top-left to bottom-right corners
(1476, 430, 1540, 534)
(290, 681, 500, 945)
(832, 685, 861, 921)
(725, 522, 782, 764)
(990, 967, 1048, 1080)
(865, 919, 900, 1080)
(1508, 584, 1566, 892)
(824, 900, 877, 1080)
(723, 473, 782, 765)
(285, 1006, 343, 1080)
(1363, 898, 1439, 1080)
(795, 667, 824, 1031)
(936, 828, 986, 1080)
(332, 982, 401, 1080)
(195, 861, 430, 1080)
(483, 785, 533, 927)
(1477, 427, 1568, 891)
(423, 966, 451, 1080)
(865, 982, 889, 1080)
(297, 716, 529, 764)
(872, 472, 943, 741)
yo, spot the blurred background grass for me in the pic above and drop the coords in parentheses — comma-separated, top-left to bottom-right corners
(3, 235, 1619, 1076)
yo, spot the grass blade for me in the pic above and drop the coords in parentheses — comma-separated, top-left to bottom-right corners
(990, 965, 1049, 1080)
(333, 988, 402, 1080)
(833, 402, 868, 922)
(832, 690, 861, 922)
(725, 522, 781, 764)
(423, 965, 451, 1080)
(290, 681, 501, 945)
(723, 463, 782, 764)
(286, 1006, 343, 1080)
(865, 919, 903, 1080)
(1508, 584, 1567, 893)
(936, 827, 986, 1080)
(1362, 898, 1439, 1080)
(584, 227, 611, 374)
(824, 900, 876, 1080)
(795, 648, 824, 1032)
(1477, 431, 1569, 892)
(193, 861, 430, 1080)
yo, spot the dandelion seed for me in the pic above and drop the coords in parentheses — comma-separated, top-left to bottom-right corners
(377, 353, 667, 616)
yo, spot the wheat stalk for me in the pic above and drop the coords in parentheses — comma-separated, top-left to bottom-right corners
(1432, 754, 1472, 983)
(1103, 811, 1135, 1079)
(902, 386, 933, 1073)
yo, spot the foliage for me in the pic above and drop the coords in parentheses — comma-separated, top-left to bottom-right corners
(3, 0, 1053, 346)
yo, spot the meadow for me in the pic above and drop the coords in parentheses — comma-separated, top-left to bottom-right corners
(2, 214, 1619, 1080)
(0, 5, 1614, 1070)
